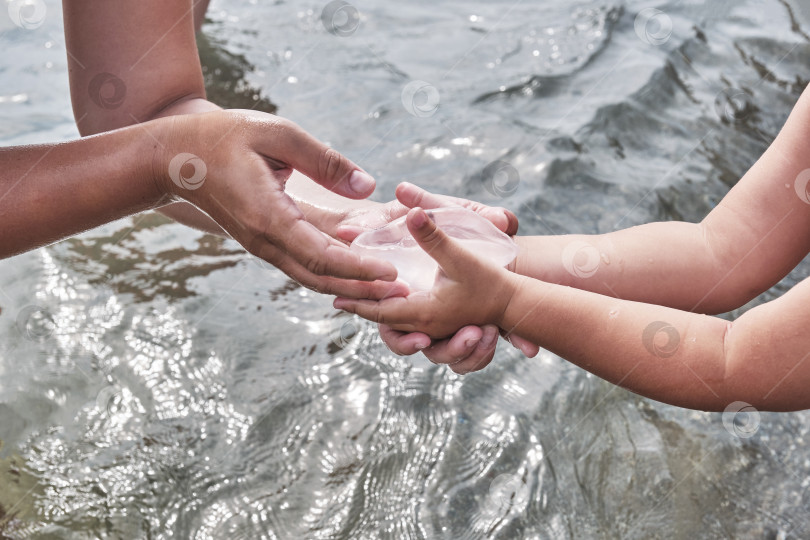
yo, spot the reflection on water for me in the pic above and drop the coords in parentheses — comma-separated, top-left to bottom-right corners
(60, 213, 245, 302)
(198, 31, 278, 114)
(2, 0, 810, 538)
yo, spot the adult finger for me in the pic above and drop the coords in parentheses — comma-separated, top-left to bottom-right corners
(251, 114, 377, 199)
(254, 240, 408, 299)
(265, 216, 397, 282)
(379, 324, 431, 356)
(332, 296, 421, 328)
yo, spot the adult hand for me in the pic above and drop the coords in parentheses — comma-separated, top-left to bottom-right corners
(158, 109, 405, 299)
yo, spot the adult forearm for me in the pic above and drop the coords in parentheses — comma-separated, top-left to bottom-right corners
(0, 124, 165, 258)
(64, 0, 205, 135)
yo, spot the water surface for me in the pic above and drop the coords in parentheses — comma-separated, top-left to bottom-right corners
(2, 0, 810, 538)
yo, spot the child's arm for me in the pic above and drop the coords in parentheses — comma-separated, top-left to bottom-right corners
(499, 272, 810, 412)
(336, 208, 810, 412)
(511, 84, 810, 315)
(380, 83, 810, 366)
(286, 178, 519, 243)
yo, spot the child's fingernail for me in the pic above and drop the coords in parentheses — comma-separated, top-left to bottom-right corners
(481, 328, 497, 348)
(411, 209, 427, 228)
(349, 170, 375, 194)
(464, 339, 478, 349)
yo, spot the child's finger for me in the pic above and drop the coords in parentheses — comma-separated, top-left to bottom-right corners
(448, 326, 499, 374)
(405, 208, 472, 277)
(396, 182, 518, 235)
(423, 325, 484, 365)
(395, 182, 444, 210)
(512, 335, 540, 358)
(500, 330, 540, 358)
(379, 324, 431, 355)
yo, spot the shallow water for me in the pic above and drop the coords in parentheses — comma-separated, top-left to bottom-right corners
(2, 0, 810, 538)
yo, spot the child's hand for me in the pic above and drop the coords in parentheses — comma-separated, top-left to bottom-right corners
(333, 182, 518, 243)
(373, 182, 538, 363)
(333, 208, 519, 339)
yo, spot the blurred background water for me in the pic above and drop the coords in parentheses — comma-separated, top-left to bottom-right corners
(2, 0, 810, 538)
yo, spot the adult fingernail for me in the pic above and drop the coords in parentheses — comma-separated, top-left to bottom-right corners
(349, 170, 375, 194)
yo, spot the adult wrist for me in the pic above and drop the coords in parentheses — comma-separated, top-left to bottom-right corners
(146, 117, 181, 203)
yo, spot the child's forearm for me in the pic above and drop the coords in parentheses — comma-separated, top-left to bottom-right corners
(500, 274, 810, 412)
(0, 125, 165, 258)
(500, 274, 729, 410)
(512, 222, 730, 312)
